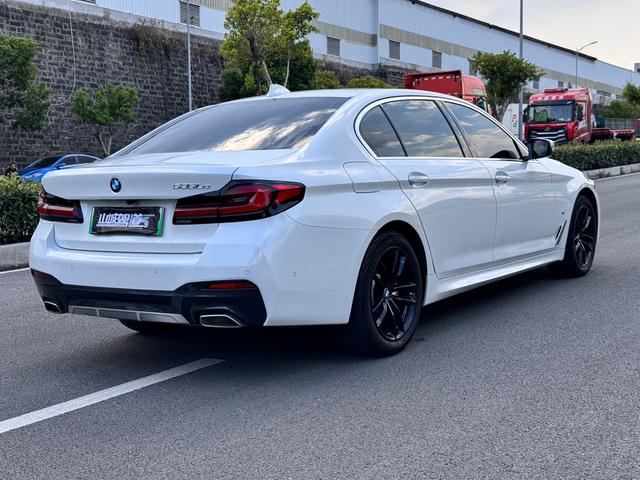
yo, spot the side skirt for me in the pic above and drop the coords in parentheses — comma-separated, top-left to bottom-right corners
(424, 249, 565, 305)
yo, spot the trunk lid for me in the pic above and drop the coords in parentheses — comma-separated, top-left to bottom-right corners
(42, 151, 292, 254)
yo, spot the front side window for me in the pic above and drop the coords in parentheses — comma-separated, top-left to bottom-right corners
(124, 97, 348, 155)
(76, 156, 96, 164)
(359, 106, 405, 157)
(381, 100, 463, 158)
(447, 103, 521, 159)
(27, 156, 63, 169)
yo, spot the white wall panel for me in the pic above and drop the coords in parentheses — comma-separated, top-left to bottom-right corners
(29, 0, 639, 92)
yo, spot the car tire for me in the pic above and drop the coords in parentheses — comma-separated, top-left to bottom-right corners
(549, 195, 597, 277)
(118, 319, 182, 334)
(341, 231, 424, 356)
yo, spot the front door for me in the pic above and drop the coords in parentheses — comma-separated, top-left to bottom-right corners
(445, 102, 558, 263)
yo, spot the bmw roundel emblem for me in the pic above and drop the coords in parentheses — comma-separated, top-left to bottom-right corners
(110, 177, 122, 193)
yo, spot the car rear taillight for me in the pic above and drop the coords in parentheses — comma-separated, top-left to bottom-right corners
(173, 181, 305, 225)
(37, 189, 83, 223)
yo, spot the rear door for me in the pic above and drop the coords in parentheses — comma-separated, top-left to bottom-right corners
(445, 101, 558, 263)
(358, 98, 496, 278)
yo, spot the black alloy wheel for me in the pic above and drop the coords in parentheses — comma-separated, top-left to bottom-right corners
(573, 203, 597, 268)
(342, 231, 423, 356)
(371, 246, 419, 341)
(549, 195, 598, 277)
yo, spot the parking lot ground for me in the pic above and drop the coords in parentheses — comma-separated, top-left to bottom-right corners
(1, 173, 640, 479)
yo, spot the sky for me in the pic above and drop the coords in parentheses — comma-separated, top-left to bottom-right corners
(425, 0, 639, 70)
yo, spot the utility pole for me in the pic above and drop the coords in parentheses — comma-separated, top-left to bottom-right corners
(517, 0, 524, 141)
(575, 41, 598, 88)
(187, 0, 193, 111)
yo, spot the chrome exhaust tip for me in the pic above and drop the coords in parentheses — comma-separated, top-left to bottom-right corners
(43, 300, 62, 314)
(199, 314, 242, 328)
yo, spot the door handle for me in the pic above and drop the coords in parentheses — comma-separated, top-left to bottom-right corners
(408, 172, 430, 187)
(495, 171, 510, 185)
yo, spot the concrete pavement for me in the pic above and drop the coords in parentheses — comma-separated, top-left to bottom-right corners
(1, 174, 639, 479)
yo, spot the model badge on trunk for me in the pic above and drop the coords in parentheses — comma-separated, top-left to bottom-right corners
(173, 183, 212, 190)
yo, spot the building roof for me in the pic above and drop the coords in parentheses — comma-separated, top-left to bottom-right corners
(410, 1, 598, 62)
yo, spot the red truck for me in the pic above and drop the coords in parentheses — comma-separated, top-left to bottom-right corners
(525, 87, 636, 144)
(404, 70, 490, 113)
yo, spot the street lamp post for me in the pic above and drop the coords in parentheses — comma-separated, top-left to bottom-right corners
(187, 0, 193, 111)
(575, 40, 597, 88)
(517, 0, 524, 141)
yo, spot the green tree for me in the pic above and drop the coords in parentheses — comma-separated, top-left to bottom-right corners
(311, 70, 341, 89)
(597, 83, 640, 119)
(72, 84, 140, 156)
(622, 82, 640, 106)
(601, 100, 640, 119)
(220, 0, 319, 97)
(470, 50, 542, 120)
(0, 34, 51, 131)
(346, 75, 392, 89)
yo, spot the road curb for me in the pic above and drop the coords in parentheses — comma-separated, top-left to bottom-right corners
(0, 242, 29, 272)
(584, 162, 640, 180)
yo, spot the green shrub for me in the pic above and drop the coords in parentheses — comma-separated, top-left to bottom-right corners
(311, 70, 341, 90)
(346, 75, 392, 89)
(552, 141, 640, 171)
(0, 174, 40, 245)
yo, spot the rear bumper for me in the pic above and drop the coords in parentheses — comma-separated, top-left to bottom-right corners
(32, 270, 267, 327)
(29, 214, 370, 326)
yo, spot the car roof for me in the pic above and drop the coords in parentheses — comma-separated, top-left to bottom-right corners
(227, 88, 453, 103)
(268, 88, 455, 98)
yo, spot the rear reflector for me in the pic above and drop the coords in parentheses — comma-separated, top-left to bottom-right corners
(31, 269, 61, 284)
(207, 280, 256, 290)
(37, 189, 83, 223)
(173, 180, 305, 225)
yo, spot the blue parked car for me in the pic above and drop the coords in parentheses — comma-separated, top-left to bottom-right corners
(20, 154, 101, 183)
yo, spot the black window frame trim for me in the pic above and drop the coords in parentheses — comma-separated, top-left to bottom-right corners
(440, 99, 530, 162)
(354, 95, 470, 160)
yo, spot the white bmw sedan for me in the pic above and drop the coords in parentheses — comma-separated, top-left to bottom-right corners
(30, 88, 599, 356)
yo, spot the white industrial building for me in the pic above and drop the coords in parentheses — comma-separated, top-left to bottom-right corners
(19, 0, 640, 103)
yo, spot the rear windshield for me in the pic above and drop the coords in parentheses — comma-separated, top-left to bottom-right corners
(125, 97, 348, 155)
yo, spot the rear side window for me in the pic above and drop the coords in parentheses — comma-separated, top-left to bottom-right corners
(359, 106, 405, 157)
(381, 100, 463, 157)
(447, 103, 521, 159)
(125, 97, 348, 155)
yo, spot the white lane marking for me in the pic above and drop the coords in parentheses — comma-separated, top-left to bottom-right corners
(0, 358, 223, 434)
(0, 267, 29, 275)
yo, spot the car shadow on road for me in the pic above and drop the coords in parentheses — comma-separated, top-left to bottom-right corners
(92, 265, 560, 365)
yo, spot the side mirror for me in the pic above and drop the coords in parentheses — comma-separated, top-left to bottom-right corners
(56, 163, 66, 169)
(529, 139, 554, 159)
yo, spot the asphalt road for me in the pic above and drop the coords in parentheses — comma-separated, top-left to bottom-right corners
(1, 173, 639, 479)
